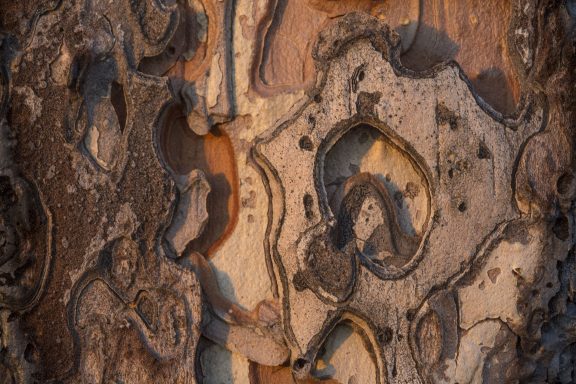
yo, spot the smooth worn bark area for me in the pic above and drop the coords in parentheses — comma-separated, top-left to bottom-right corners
(0, 1, 574, 383)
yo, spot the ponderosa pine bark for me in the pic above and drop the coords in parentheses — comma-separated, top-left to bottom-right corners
(0, 1, 574, 383)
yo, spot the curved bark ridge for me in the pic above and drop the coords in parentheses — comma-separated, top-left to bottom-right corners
(0, 1, 574, 384)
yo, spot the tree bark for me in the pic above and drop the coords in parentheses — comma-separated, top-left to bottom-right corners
(0, 0, 574, 383)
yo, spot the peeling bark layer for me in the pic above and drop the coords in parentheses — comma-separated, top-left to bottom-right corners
(0, 0, 574, 383)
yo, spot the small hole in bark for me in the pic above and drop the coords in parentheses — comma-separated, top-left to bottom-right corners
(477, 140, 492, 159)
(406, 309, 415, 321)
(293, 271, 307, 291)
(553, 214, 569, 241)
(314, 94, 322, 103)
(293, 358, 309, 371)
(299, 135, 313, 151)
(458, 202, 467, 212)
(303, 194, 314, 219)
(557, 173, 574, 196)
(377, 327, 393, 345)
(308, 115, 316, 125)
(67, 54, 87, 90)
(358, 70, 365, 81)
(110, 81, 127, 132)
(435, 103, 459, 130)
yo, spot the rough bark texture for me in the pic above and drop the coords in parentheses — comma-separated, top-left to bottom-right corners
(0, 0, 574, 383)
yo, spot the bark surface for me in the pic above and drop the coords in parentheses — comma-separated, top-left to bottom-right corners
(0, 1, 574, 383)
